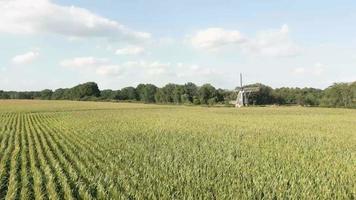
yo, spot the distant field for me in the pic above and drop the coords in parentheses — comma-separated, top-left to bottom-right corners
(0, 100, 355, 199)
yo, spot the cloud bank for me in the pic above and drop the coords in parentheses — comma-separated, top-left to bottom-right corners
(0, 0, 151, 42)
(60, 57, 220, 83)
(116, 46, 145, 55)
(189, 24, 300, 57)
(190, 28, 246, 50)
(293, 62, 325, 76)
(12, 51, 39, 65)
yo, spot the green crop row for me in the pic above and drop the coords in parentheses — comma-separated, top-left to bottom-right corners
(0, 100, 355, 199)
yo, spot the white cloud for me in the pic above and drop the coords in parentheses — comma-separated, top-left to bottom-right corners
(157, 37, 176, 45)
(190, 28, 246, 50)
(115, 46, 145, 55)
(293, 62, 325, 76)
(60, 57, 170, 77)
(12, 51, 39, 64)
(60, 57, 122, 76)
(0, 0, 151, 42)
(122, 61, 170, 76)
(246, 25, 300, 57)
(60, 57, 108, 68)
(189, 24, 300, 57)
(176, 63, 219, 78)
(60, 56, 222, 82)
(293, 67, 306, 74)
(96, 65, 122, 76)
(144, 62, 169, 75)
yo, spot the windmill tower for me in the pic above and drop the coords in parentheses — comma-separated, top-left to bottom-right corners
(235, 73, 259, 108)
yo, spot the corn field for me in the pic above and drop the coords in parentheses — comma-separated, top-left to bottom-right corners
(0, 100, 355, 199)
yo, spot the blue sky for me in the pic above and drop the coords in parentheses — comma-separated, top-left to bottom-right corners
(0, 0, 355, 91)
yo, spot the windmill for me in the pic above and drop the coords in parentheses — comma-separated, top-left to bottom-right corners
(235, 73, 259, 108)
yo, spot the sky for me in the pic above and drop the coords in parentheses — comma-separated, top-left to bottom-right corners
(0, 0, 356, 91)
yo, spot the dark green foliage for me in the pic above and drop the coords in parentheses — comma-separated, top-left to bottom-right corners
(155, 83, 185, 104)
(100, 89, 120, 100)
(273, 87, 323, 106)
(321, 83, 355, 108)
(198, 84, 216, 104)
(120, 87, 138, 100)
(1, 81, 356, 108)
(4, 91, 41, 99)
(245, 83, 275, 105)
(193, 96, 200, 105)
(52, 88, 68, 100)
(136, 84, 157, 103)
(183, 82, 198, 103)
(71, 82, 101, 100)
(40, 89, 53, 100)
(155, 83, 176, 103)
(0, 90, 10, 99)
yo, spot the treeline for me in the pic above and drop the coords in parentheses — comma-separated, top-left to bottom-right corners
(1, 81, 355, 108)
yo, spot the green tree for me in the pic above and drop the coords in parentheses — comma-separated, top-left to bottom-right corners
(101, 89, 119, 100)
(172, 85, 184, 104)
(120, 87, 138, 100)
(246, 83, 274, 105)
(198, 84, 216, 104)
(321, 83, 353, 107)
(40, 89, 53, 100)
(71, 82, 100, 100)
(183, 82, 198, 103)
(155, 83, 176, 103)
(136, 84, 157, 103)
(0, 91, 10, 99)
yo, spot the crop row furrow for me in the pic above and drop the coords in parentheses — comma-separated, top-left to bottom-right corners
(1, 113, 15, 133)
(4, 114, 23, 200)
(42, 115, 129, 198)
(32, 113, 95, 199)
(0, 113, 15, 162)
(28, 113, 62, 199)
(20, 114, 33, 200)
(0, 113, 13, 142)
(31, 113, 82, 200)
(26, 114, 48, 200)
(0, 113, 16, 199)
(39, 114, 117, 199)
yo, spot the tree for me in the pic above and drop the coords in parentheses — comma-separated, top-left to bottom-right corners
(2, 80, 356, 108)
(207, 97, 217, 106)
(183, 82, 198, 103)
(172, 85, 184, 104)
(215, 89, 226, 103)
(193, 96, 200, 105)
(101, 89, 119, 100)
(155, 83, 176, 103)
(71, 82, 100, 100)
(321, 83, 353, 107)
(136, 84, 157, 103)
(198, 84, 216, 104)
(180, 94, 191, 104)
(120, 87, 138, 100)
(351, 82, 356, 107)
(52, 88, 67, 100)
(40, 89, 53, 100)
(244, 83, 274, 105)
(0, 90, 9, 99)
(51, 83, 100, 100)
